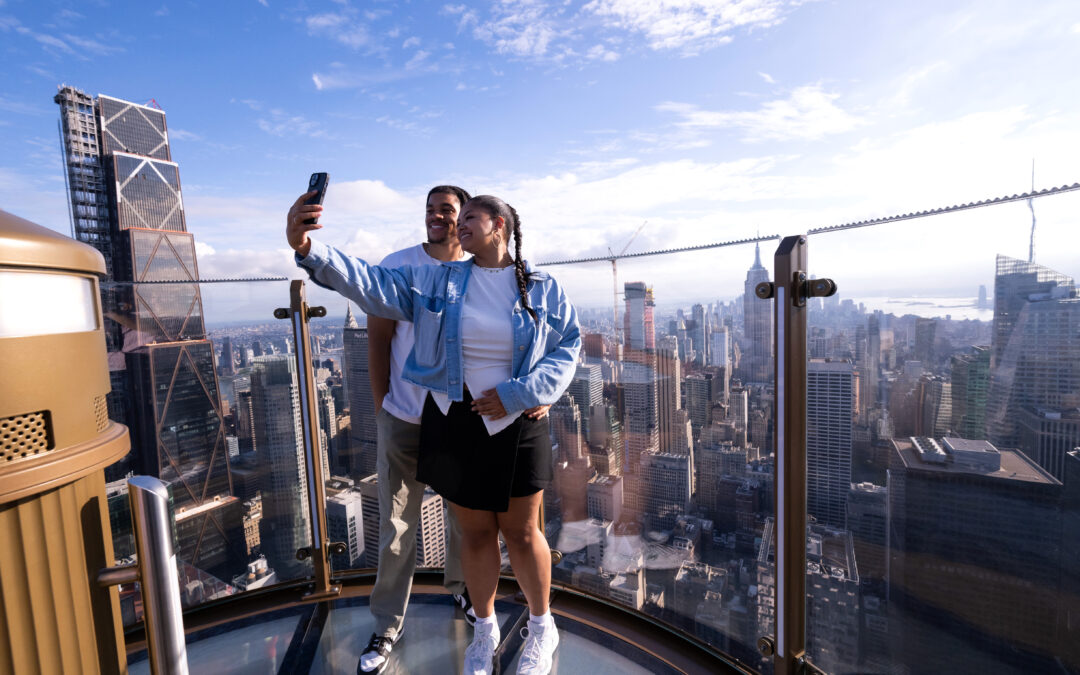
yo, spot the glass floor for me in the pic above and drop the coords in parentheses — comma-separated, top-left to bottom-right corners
(128, 594, 685, 674)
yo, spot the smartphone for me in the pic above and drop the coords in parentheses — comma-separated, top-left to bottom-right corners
(303, 172, 329, 225)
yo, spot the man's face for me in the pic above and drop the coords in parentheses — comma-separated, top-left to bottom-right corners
(425, 192, 462, 244)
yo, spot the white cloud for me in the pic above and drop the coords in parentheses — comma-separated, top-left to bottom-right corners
(587, 44, 619, 62)
(584, 0, 789, 54)
(405, 49, 430, 70)
(492, 23, 556, 58)
(306, 12, 369, 49)
(471, 1, 567, 60)
(657, 85, 865, 143)
(168, 128, 203, 142)
(759, 71, 775, 84)
(255, 109, 327, 138)
(402, 36, 420, 48)
(457, 0, 799, 65)
(258, 0, 269, 6)
(312, 73, 324, 90)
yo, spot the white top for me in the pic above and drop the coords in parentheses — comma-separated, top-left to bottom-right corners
(432, 264, 521, 435)
(379, 244, 464, 424)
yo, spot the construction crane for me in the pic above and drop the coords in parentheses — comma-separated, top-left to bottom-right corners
(608, 221, 648, 347)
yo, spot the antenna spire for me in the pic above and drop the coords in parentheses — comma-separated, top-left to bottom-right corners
(1027, 158, 1036, 263)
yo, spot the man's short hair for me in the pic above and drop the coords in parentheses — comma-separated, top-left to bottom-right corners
(427, 185, 471, 208)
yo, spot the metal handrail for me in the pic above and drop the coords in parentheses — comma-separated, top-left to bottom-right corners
(275, 279, 343, 599)
(99, 475, 190, 675)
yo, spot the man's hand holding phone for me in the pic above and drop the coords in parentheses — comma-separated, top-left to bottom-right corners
(287, 173, 329, 258)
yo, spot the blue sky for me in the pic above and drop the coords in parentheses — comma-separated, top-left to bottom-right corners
(2, 0, 1079, 316)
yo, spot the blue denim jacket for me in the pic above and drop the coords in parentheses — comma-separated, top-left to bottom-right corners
(296, 239, 581, 414)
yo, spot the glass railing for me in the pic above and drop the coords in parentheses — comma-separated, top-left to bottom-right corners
(534, 242, 777, 673)
(805, 188, 1080, 674)
(311, 241, 775, 671)
(99, 277, 314, 626)
(91, 184, 1080, 674)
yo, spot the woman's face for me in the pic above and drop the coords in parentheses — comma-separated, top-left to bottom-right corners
(457, 203, 504, 255)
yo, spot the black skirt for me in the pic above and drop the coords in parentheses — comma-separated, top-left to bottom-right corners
(417, 391, 552, 512)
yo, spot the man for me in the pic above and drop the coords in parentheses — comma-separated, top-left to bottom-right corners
(332, 185, 475, 674)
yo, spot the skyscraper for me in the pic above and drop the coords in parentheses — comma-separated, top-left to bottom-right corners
(887, 437, 1063, 673)
(656, 335, 684, 455)
(639, 452, 692, 531)
(949, 345, 990, 439)
(867, 313, 882, 408)
(623, 281, 655, 350)
(913, 318, 937, 367)
(342, 305, 377, 479)
(986, 255, 1079, 478)
(621, 354, 659, 472)
(55, 86, 238, 577)
(709, 327, 730, 368)
(807, 359, 855, 529)
(219, 335, 236, 376)
(326, 486, 365, 571)
(742, 243, 772, 384)
(250, 356, 311, 580)
(691, 303, 709, 366)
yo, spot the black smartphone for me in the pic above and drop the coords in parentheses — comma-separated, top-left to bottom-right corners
(303, 172, 329, 225)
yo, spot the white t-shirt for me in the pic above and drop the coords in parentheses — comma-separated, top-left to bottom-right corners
(432, 264, 521, 436)
(378, 244, 464, 424)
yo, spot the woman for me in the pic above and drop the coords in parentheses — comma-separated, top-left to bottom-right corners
(287, 193, 580, 675)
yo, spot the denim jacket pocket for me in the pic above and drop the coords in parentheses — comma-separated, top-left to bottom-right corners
(414, 306, 446, 367)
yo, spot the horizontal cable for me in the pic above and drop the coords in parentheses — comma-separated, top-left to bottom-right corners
(536, 182, 1080, 267)
(808, 182, 1080, 234)
(537, 234, 780, 267)
(101, 276, 288, 285)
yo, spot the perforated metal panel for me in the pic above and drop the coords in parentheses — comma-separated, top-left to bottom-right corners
(0, 411, 53, 461)
(94, 396, 109, 433)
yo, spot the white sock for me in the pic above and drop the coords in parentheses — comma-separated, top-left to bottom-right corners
(474, 614, 499, 637)
(528, 611, 553, 630)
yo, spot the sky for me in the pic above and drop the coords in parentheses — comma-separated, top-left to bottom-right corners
(2, 0, 1080, 320)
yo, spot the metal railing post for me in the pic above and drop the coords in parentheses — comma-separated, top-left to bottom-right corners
(756, 235, 836, 674)
(128, 475, 189, 675)
(276, 279, 342, 599)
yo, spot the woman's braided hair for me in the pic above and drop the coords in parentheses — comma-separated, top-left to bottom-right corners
(466, 195, 537, 322)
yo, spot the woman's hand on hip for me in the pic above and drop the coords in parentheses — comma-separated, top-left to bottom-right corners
(472, 389, 508, 420)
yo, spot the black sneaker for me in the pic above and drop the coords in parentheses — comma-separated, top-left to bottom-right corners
(452, 590, 478, 627)
(357, 631, 401, 675)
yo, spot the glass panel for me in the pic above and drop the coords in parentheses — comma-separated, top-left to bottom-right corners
(805, 189, 1080, 673)
(542, 243, 776, 673)
(321, 302, 449, 575)
(100, 278, 311, 626)
(314, 242, 776, 669)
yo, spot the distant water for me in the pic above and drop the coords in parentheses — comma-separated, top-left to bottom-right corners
(853, 296, 993, 321)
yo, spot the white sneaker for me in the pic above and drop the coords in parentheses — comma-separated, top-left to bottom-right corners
(516, 622, 559, 675)
(463, 624, 499, 675)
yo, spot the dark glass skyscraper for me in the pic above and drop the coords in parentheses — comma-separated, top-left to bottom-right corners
(55, 86, 239, 578)
(986, 255, 1079, 479)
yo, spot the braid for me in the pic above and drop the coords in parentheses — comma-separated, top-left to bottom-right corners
(508, 204, 538, 322)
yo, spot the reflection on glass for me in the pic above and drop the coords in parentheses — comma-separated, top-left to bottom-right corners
(102, 280, 301, 626)
(525, 245, 776, 671)
(805, 204, 1080, 673)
